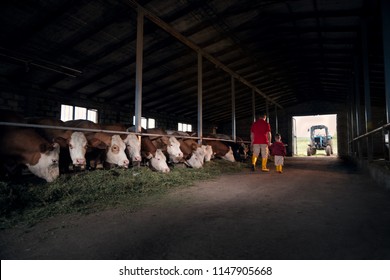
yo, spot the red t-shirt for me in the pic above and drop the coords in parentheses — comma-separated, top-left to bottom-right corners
(270, 141, 286, 156)
(251, 119, 271, 144)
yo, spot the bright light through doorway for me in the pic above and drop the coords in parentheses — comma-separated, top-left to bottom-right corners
(292, 114, 337, 156)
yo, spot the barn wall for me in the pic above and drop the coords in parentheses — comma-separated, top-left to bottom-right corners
(0, 84, 58, 118)
(0, 89, 135, 124)
(0, 79, 206, 133)
(0, 79, 135, 122)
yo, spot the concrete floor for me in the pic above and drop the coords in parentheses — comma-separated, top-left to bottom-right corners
(1, 157, 390, 259)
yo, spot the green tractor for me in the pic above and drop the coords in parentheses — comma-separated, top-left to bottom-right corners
(307, 125, 333, 156)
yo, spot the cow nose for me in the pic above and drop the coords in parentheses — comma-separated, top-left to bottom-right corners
(178, 152, 183, 158)
(134, 155, 142, 161)
(76, 158, 86, 165)
(52, 159, 58, 164)
(123, 159, 129, 167)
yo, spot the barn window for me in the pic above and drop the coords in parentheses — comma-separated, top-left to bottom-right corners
(61, 105, 98, 123)
(148, 118, 155, 128)
(133, 116, 155, 129)
(178, 123, 192, 132)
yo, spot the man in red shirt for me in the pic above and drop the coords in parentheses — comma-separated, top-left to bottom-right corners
(250, 113, 271, 172)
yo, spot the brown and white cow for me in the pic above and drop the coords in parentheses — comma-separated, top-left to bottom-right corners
(236, 136, 250, 162)
(179, 139, 203, 168)
(0, 126, 60, 182)
(138, 128, 170, 172)
(27, 118, 88, 169)
(213, 134, 248, 162)
(185, 132, 214, 163)
(203, 135, 235, 162)
(65, 120, 129, 169)
(146, 128, 183, 164)
(100, 124, 142, 166)
(201, 144, 214, 162)
(166, 130, 203, 168)
(184, 141, 215, 164)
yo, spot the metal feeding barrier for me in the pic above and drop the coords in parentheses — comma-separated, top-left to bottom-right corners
(349, 122, 390, 163)
(0, 121, 247, 144)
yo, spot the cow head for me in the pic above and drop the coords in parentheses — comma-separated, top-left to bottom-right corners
(221, 146, 236, 162)
(194, 146, 205, 164)
(185, 151, 203, 169)
(239, 143, 249, 160)
(66, 131, 87, 166)
(149, 149, 170, 173)
(166, 136, 183, 163)
(202, 145, 214, 162)
(105, 135, 129, 168)
(123, 134, 142, 164)
(26, 142, 60, 182)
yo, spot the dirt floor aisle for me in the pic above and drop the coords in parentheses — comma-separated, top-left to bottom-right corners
(1, 157, 390, 260)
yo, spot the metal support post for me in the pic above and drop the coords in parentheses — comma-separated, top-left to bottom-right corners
(252, 89, 256, 123)
(134, 6, 144, 134)
(231, 76, 236, 142)
(362, 18, 373, 160)
(382, 0, 390, 124)
(197, 52, 203, 144)
(274, 105, 278, 133)
(354, 57, 362, 159)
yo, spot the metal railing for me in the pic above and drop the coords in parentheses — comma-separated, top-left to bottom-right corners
(349, 122, 390, 163)
(0, 121, 246, 144)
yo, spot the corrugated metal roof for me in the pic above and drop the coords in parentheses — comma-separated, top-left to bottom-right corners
(0, 0, 385, 124)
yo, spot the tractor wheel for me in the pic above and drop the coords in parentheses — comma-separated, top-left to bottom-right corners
(307, 147, 312, 156)
(326, 145, 331, 156)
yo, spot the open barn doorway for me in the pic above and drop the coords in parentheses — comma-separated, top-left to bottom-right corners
(292, 114, 338, 157)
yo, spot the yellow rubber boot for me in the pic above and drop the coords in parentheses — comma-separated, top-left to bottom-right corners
(251, 156, 257, 171)
(279, 165, 283, 173)
(275, 165, 279, 172)
(261, 158, 269, 172)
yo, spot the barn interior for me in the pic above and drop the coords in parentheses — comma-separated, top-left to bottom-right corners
(0, 0, 389, 163)
(1, 0, 390, 262)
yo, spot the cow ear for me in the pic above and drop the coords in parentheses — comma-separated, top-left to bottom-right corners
(146, 153, 153, 159)
(63, 130, 73, 139)
(90, 138, 107, 149)
(141, 151, 152, 159)
(52, 142, 60, 152)
(54, 137, 68, 148)
(191, 143, 198, 151)
(39, 143, 49, 153)
(40, 142, 59, 153)
(161, 137, 169, 145)
(94, 132, 112, 147)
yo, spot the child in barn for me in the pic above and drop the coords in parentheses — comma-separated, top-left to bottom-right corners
(270, 133, 286, 173)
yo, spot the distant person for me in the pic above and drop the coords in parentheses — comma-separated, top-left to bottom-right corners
(270, 133, 286, 173)
(250, 112, 271, 172)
